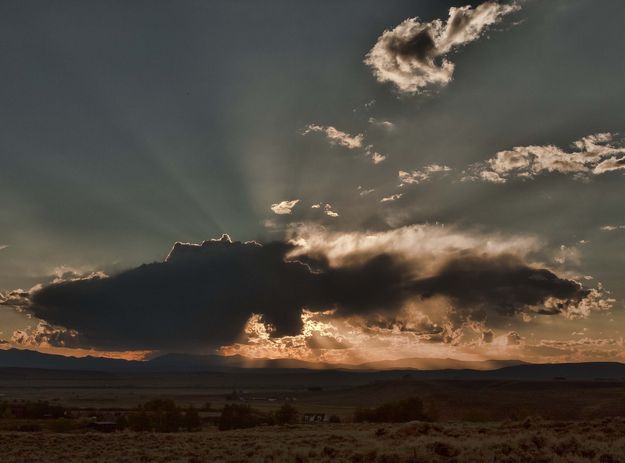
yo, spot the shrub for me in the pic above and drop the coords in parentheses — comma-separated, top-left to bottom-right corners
(354, 397, 429, 423)
(116, 414, 128, 431)
(16, 423, 42, 432)
(274, 403, 298, 425)
(47, 418, 79, 433)
(183, 406, 201, 431)
(143, 399, 177, 413)
(219, 404, 265, 431)
(128, 411, 151, 432)
(427, 441, 460, 458)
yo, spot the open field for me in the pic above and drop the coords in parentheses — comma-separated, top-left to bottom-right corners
(1, 419, 625, 463)
(2, 368, 625, 421)
(3, 368, 625, 461)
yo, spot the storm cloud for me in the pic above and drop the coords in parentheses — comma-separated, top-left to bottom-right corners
(413, 253, 590, 322)
(25, 235, 417, 351)
(15, 227, 608, 353)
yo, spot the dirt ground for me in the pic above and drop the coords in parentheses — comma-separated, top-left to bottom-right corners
(1, 419, 625, 463)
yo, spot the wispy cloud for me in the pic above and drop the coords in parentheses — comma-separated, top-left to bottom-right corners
(323, 204, 339, 217)
(365, 2, 520, 93)
(357, 186, 375, 197)
(303, 124, 388, 165)
(311, 203, 339, 217)
(399, 164, 452, 186)
(381, 193, 403, 202)
(302, 124, 363, 149)
(368, 117, 395, 131)
(466, 133, 625, 183)
(601, 225, 625, 231)
(0, 245, 7, 252)
(270, 199, 300, 215)
(365, 145, 387, 164)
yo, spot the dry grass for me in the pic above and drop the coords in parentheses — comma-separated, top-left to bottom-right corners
(1, 418, 625, 462)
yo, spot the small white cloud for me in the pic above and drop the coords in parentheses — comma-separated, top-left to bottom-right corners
(380, 193, 403, 202)
(323, 204, 339, 217)
(0, 245, 7, 251)
(368, 117, 395, 130)
(310, 203, 339, 217)
(601, 225, 625, 231)
(364, 145, 387, 164)
(271, 199, 300, 215)
(479, 170, 506, 183)
(399, 164, 452, 186)
(302, 124, 364, 149)
(358, 186, 375, 197)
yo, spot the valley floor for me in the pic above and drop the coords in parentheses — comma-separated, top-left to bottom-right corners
(1, 419, 625, 463)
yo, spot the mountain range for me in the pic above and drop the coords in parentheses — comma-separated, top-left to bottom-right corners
(1, 348, 625, 381)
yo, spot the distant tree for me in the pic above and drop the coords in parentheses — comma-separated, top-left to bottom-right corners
(143, 399, 177, 413)
(129, 411, 151, 432)
(274, 403, 299, 425)
(116, 414, 128, 431)
(219, 404, 263, 430)
(183, 406, 201, 431)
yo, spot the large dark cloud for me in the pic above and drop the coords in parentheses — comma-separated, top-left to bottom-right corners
(413, 253, 589, 323)
(24, 235, 595, 352)
(27, 236, 415, 351)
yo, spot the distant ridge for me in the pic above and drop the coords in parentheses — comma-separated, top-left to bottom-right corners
(0, 348, 522, 372)
(1, 348, 625, 380)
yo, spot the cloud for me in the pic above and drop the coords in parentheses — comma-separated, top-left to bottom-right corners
(381, 193, 403, 202)
(601, 225, 625, 231)
(520, 337, 625, 363)
(368, 117, 395, 131)
(13, 226, 609, 355)
(364, 2, 520, 93)
(358, 186, 375, 197)
(271, 199, 300, 215)
(399, 164, 452, 186)
(303, 124, 387, 164)
(0, 289, 31, 309)
(0, 245, 7, 251)
(305, 332, 351, 350)
(324, 204, 339, 218)
(312, 204, 339, 217)
(302, 124, 364, 149)
(365, 145, 387, 164)
(506, 331, 522, 346)
(11, 321, 81, 349)
(19, 234, 428, 351)
(411, 253, 592, 323)
(469, 133, 625, 182)
(287, 224, 609, 326)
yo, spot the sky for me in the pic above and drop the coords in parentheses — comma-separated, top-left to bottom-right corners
(1, 0, 625, 364)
